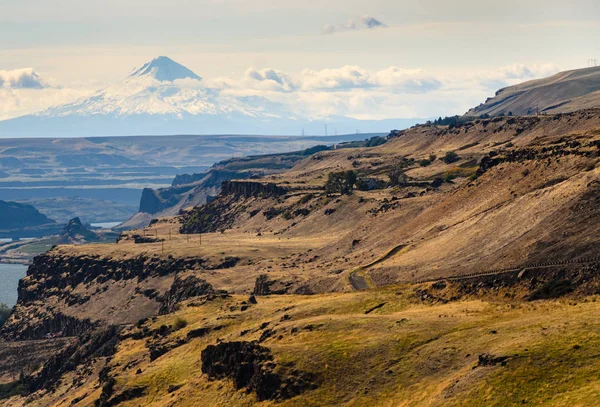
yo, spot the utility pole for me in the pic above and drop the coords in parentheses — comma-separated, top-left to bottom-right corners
(325, 124, 328, 136)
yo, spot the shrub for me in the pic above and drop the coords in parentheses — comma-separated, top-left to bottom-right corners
(529, 279, 574, 300)
(431, 177, 444, 188)
(388, 167, 409, 187)
(0, 303, 11, 327)
(429, 154, 437, 162)
(263, 207, 282, 220)
(298, 194, 314, 205)
(173, 317, 188, 331)
(443, 151, 460, 164)
(325, 171, 357, 195)
(364, 136, 387, 147)
(443, 173, 457, 182)
(293, 208, 310, 217)
(418, 159, 432, 167)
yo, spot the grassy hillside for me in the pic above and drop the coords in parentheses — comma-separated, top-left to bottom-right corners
(7, 284, 600, 406)
(2, 110, 600, 406)
(467, 66, 600, 117)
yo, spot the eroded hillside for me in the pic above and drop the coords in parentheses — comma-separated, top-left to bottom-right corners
(2, 110, 600, 406)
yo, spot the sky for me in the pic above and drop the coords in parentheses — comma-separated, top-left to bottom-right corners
(1, 0, 599, 121)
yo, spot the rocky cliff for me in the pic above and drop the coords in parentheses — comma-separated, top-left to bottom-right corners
(220, 180, 287, 198)
(136, 146, 335, 218)
(1, 250, 216, 341)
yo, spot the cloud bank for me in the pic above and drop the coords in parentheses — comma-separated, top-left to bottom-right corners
(299, 66, 441, 93)
(0, 68, 47, 89)
(0, 63, 561, 122)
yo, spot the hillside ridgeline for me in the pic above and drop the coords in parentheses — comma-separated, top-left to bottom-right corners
(2, 110, 600, 405)
(467, 65, 600, 117)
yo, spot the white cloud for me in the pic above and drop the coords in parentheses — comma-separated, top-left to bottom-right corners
(322, 15, 386, 34)
(243, 68, 297, 92)
(0, 86, 94, 121)
(0, 62, 563, 122)
(0, 68, 48, 89)
(473, 63, 561, 91)
(299, 66, 442, 93)
(322, 20, 358, 34)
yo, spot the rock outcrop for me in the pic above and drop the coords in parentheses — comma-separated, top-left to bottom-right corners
(59, 217, 100, 244)
(159, 275, 220, 315)
(1, 251, 211, 340)
(201, 341, 317, 401)
(220, 181, 287, 198)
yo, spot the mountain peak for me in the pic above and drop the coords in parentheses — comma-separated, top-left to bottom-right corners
(129, 56, 202, 82)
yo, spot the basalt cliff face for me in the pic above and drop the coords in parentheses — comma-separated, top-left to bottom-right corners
(3, 110, 600, 406)
(135, 145, 333, 220)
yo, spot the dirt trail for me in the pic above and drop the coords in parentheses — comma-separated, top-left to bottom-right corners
(349, 244, 600, 290)
(349, 244, 407, 290)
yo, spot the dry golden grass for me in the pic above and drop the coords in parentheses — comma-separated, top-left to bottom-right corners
(7, 112, 600, 406)
(21, 286, 600, 407)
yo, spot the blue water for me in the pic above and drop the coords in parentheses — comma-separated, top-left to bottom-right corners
(91, 222, 121, 229)
(0, 263, 27, 307)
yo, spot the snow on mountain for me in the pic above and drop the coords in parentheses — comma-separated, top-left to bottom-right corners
(0, 56, 422, 137)
(129, 56, 202, 82)
(39, 56, 281, 119)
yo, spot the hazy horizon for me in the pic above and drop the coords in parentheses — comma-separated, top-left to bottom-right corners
(2, 0, 599, 126)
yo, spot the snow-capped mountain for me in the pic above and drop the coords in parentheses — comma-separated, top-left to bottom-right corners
(0, 57, 421, 137)
(41, 56, 288, 120)
(129, 56, 202, 82)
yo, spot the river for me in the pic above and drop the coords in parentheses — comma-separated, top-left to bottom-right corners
(91, 222, 122, 229)
(0, 263, 27, 307)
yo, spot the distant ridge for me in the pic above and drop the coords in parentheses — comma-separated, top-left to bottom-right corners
(467, 66, 600, 117)
(0, 200, 54, 229)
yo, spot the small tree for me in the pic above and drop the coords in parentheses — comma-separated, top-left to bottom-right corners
(388, 167, 409, 187)
(431, 177, 444, 188)
(325, 170, 357, 195)
(443, 151, 460, 164)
